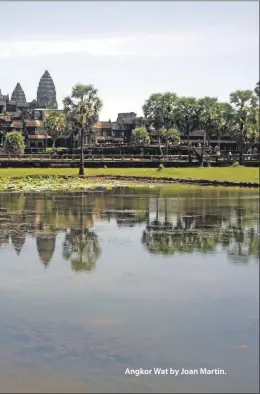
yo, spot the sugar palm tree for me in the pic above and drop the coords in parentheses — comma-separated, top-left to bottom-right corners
(173, 97, 200, 165)
(198, 97, 222, 166)
(143, 93, 164, 156)
(63, 84, 102, 176)
(230, 90, 258, 164)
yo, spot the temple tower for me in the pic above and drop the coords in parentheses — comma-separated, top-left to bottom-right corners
(11, 83, 27, 103)
(36, 70, 57, 109)
(36, 234, 56, 267)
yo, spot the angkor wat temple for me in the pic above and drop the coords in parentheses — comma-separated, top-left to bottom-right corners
(0, 70, 239, 152)
(0, 70, 59, 147)
(0, 70, 57, 114)
(0, 69, 148, 149)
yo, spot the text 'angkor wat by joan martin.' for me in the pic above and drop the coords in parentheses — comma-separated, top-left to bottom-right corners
(125, 368, 227, 377)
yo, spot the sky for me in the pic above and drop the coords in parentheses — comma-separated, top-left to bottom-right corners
(0, 1, 259, 120)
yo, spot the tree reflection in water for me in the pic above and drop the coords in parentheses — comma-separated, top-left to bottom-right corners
(0, 190, 259, 267)
(62, 228, 100, 272)
(142, 197, 259, 262)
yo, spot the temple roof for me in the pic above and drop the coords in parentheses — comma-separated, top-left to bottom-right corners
(11, 83, 27, 103)
(36, 234, 56, 267)
(37, 70, 57, 109)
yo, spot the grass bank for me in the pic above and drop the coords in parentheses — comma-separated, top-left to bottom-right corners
(0, 176, 136, 192)
(0, 166, 259, 183)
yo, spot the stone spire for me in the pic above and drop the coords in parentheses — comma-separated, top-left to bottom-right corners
(36, 70, 57, 109)
(11, 83, 27, 103)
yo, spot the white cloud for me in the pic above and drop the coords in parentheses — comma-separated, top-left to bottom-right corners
(0, 28, 257, 59)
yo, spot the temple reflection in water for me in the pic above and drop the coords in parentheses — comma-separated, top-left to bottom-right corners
(0, 188, 259, 270)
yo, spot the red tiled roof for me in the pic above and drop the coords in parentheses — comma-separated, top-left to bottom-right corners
(27, 135, 51, 139)
(94, 121, 103, 129)
(25, 120, 43, 127)
(11, 121, 23, 128)
(0, 115, 11, 122)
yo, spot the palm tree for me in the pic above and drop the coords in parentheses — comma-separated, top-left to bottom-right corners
(217, 102, 234, 145)
(198, 97, 222, 167)
(174, 97, 200, 165)
(160, 92, 178, 155)
(230, 90, 258, 165)
(63, 84, 103, 176)
(143, 93, 164, 156)
(143, 92, 179, 157)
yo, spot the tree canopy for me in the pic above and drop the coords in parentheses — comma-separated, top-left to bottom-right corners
(63, 84, 102, 133)
(44, 110, 67, 147)
(161, 128, 180, 141)
(63, 84, 103, 175)
(131, 127, 150, 144)
(141, 85, 259, 161)
(4, 131, 25, 155)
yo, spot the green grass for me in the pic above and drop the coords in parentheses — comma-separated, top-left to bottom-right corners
(0, 166, 258, 183)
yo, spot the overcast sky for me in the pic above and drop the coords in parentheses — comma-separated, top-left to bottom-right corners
(0, 1, 258, 120)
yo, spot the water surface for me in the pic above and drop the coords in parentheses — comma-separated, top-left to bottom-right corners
(0, 187, 259, 393)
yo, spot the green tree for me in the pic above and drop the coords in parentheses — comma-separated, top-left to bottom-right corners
(63, 84, 102, 176)
(44, 110, 67, 148)
(143, 92, 179, 156)
(173, 97, 200, 164)
(131, 127, 150, 144)
(4, 131, 25, 155)
(160, 93, 179, 155)
(217, 102, 234, 142)
(254, 81, 260, 97)
(229, 90, 258, 164)
(161, 128, 180, 155)
(197, 97, 223, 166)
(160, 93, 178, 128)
(143, 93, 165, 156)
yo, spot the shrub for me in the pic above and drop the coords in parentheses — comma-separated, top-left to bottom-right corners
(4, 132, 25, 155)
(157, 164, 164, 171)
(131, 127, 150, 144)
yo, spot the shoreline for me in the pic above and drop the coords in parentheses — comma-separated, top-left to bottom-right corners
(0, 174, 259, 192)
(87, 175, 260, 188)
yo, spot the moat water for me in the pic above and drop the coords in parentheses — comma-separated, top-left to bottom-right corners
(0, 187, 259, 393)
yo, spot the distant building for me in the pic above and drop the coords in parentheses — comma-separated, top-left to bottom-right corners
(0, 72, 241, 152)
(93, 113, 146, 145)
(0, 71, 57, 148)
